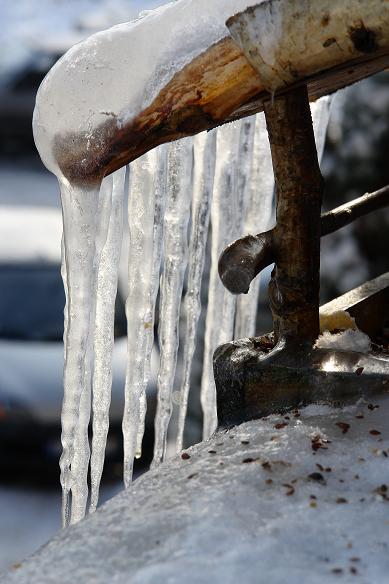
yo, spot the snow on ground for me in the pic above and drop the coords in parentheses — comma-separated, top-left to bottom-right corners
(4, 393, 389, 583)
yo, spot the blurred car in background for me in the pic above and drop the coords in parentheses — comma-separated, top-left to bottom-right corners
(0, 206, 157, 482)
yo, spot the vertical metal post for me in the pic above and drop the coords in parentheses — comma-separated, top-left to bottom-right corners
(264, 85, 323, 345)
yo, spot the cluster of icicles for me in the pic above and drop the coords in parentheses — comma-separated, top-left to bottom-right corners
(58, 98, 332, 526)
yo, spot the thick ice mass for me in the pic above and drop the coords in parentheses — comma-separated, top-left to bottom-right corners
(32, 0, 335, 524)
(32, 0, 262, 180)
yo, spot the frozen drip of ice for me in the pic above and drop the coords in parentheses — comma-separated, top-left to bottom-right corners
(90, 168, 126, 513)
(152, 138, 193, 466)
(176, 131, 216, 452)
(200, 121, 242, 440)
(122, 145, 167, 486)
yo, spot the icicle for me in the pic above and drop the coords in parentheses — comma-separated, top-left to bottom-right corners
(135, 146, 168, 463)
(89, 168, 125, 513)
(235, 113, 274, 340)
(152, 138, 193, 466)
(200, 121, 242, 440)
(122, 145, 167, 487)
(59, 178, 112, 526)
(311, 95, 334, 163)
(175, 131, 216, 453)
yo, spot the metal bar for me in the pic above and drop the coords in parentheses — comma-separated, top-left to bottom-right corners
(321, 184, 389, 235)
(264, 85, 323, 344)
(219, 184, 389, 294)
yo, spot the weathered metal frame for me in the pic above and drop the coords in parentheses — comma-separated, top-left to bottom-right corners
(213, 0, 389, 427)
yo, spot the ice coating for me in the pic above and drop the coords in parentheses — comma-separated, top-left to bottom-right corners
(90, 168, 126, 513)
(176, 131, 217, 452)
(152, 138, 193, 466)
(122, 145, 167, 486)
(32, 0, 260, 182)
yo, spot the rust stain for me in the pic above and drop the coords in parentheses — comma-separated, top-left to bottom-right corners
(349, 22, 378, 54)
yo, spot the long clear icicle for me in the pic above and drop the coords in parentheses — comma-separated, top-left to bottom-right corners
(200, 121, 242, 440)
(234, 113, 274, 340)
(122, 146, 167, 487)
(59, 179, 111, 526)
(175, 131, 216, 452)
(152, 138, 193, 466)
(90, 168, 125, 513)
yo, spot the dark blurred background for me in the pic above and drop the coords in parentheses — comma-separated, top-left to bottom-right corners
(0, 0, 388, 573)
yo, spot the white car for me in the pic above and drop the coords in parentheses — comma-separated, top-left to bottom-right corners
(0, 206, 157, 478)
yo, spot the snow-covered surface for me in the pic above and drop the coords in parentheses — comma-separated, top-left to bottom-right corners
(315, 329, 372, 354)
(5, 394, 389, 583)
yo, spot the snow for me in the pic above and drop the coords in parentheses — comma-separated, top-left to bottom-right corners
(5, 394, 389, 583)
(315, 329, 372, 354)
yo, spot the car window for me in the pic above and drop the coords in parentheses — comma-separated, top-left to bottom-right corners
(0, 263, 126, 341)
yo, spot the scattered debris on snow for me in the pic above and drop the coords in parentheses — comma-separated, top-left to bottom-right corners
(5, 394, 389, 583)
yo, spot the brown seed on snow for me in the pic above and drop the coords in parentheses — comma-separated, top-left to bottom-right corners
(274, 422, 288, 429)
(331, 568, 343, 574)
(369, 429, 381, 436)
(308, 472, 326, 484)
(336, 422, 350, 434)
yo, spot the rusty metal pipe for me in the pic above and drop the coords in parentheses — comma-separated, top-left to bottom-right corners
(219, 184, 389, 295)
(264, 85, 323, 344)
